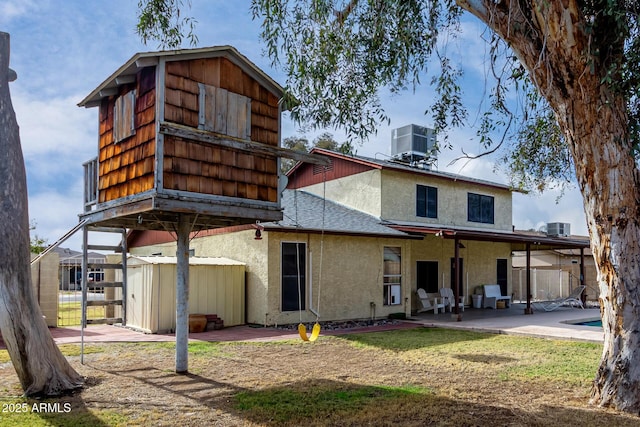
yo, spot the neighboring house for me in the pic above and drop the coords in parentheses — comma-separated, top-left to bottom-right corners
(127, 147, 591, 326)
(512, 244, 597, 302)
(53, 247, 106, 290)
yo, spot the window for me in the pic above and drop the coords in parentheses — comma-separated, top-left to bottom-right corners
(416, 185, 437, 218)
(383, 247, 402, 306)
(281, 242, 306, 311)
(113, 89, 136, 142)
(198, 83, 251, 139)
(467, 193, 494, 224)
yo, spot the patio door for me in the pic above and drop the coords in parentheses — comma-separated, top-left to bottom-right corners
(417, 261, 438, 293)
(497, 259, 508, 296)
(450, 258, 464, 297)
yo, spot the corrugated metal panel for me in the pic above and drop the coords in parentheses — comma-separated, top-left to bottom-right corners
(125, 259, 245, 333)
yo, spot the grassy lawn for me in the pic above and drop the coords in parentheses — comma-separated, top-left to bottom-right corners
(0, 327, 636, 426)
(57, 301, 105, 327)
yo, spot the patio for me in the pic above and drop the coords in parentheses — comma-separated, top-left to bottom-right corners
(411, 302, 603, 342)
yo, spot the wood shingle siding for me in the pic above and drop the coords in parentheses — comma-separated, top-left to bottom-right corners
(161, 56, 279, 203)
(98, 66, 156, 203)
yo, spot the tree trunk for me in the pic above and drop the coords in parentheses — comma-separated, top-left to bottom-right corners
(459, 1, 640, 412)
(0, 32, 83, 396)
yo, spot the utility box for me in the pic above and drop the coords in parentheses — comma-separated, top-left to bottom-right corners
(123, 256, 245, 333)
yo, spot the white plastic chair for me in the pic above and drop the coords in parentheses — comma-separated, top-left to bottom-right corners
(416, 288, 445, 314)
(440, 287, 464, 312)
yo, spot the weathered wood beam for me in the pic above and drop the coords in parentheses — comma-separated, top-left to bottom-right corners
(159, 122, 332, 166)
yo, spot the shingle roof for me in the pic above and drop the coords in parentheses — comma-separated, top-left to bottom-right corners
(264, 190, 409, 237)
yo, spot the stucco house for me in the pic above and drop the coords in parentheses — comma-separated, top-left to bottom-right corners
(126, 146, 590, 326)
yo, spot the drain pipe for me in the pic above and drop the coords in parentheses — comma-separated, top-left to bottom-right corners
(370, 301, 376, 321)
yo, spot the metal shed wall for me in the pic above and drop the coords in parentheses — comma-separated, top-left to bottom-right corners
(125, 256, 245, 333)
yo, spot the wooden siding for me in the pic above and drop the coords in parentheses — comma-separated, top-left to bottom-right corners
(164, 57, 279, 146)
(163, 136, 278, 202)
(98, 67, 156, 203)
(163, 57, 279, 202)
(287, 156, 374, 189)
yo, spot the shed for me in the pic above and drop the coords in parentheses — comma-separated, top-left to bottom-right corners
(124, 256, 245, 333)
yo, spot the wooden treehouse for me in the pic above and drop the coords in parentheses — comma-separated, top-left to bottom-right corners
(76, 46, 327, 372)
(78, 45, 320, 231)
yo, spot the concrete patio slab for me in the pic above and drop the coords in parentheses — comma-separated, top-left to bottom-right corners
(410, 303, 603, 342)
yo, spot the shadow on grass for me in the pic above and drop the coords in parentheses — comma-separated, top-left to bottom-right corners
(232, 378, 640, 427)
(338, 326, 492, 351)
(78, 361, 640, 426)
(0, 377, 114, 427)
(454, 353, 517, 364)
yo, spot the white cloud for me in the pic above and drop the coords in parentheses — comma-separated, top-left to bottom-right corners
(0, 0, 40, 24)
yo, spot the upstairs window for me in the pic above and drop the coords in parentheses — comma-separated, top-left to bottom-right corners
(113, 89, 136, 142)
(416, 185, 437, 218)
(468, 193, 494, 224)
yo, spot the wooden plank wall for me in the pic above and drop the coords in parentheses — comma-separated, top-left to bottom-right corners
(98, 67, 156, 203)
(163, 57, 279, 203)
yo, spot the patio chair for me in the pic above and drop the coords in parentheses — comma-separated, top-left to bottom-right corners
(416, 288, 445, 314)
(535, 285, 586, 312)
(440, 287, 464, 312)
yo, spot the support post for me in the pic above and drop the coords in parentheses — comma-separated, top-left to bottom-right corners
(175, 216, 190, 374)
(524, 243, 533, 314)
(453, 237, 462, 321)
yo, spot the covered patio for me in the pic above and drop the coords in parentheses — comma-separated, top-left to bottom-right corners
(392, 224, 591, 319)
(411, 302, 603, 342)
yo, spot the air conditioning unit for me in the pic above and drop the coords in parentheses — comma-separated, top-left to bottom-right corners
(391, 124, 437, 166)
(547, 222, 571, 237)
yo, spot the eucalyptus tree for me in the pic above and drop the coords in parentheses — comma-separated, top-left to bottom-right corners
(0, 32, 84, 396)
(137, 0, 640, 413)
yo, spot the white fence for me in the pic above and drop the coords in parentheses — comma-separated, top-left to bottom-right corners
(512, 268, 582, 302)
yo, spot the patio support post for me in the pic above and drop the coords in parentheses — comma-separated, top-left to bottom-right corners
(454, 237, 462, 321)
(580, 248, 586, 305)
(175, 215, 190, 374)
(525, 243, 533, 314)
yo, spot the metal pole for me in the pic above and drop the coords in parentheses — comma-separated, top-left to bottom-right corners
(175, 215, 190, 374)
(454, 237, 461, 321)
(81, 225, 88, 363)
(524, 243, 533, 314)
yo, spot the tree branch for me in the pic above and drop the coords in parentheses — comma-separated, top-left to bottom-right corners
(334, 0, 359, 25)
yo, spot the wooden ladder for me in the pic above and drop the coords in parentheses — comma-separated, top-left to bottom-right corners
(81, 226, 127, 326)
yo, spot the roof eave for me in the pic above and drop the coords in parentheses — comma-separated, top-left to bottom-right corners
(78, 46, 284, 108)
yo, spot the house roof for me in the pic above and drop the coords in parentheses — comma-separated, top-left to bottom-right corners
(264, 190, 413, 238)
(287, 148, 523, 193)
(53, 247, 105, 264)
(78, 45, 284, 108)
(128, 256, 245, 266)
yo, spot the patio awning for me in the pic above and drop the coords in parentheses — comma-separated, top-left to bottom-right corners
(388, 225, 590, 251)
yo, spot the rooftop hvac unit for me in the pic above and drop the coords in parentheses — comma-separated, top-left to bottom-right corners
(391, 124, 437, 166)
(546, 222, 571, 237)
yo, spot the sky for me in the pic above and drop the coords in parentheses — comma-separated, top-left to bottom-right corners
(1, 0, 588, 251)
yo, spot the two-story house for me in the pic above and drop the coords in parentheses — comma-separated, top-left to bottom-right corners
(126, 143, 589, 327)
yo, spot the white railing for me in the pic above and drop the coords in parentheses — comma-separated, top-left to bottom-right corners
(83, 157, 98, 212)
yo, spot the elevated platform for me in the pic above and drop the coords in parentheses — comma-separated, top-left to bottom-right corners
(80, 190, 282, 231)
